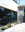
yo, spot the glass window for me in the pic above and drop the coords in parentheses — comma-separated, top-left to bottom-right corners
(0, 7, 11, 25)
(11, 11, 17, 23)
(24, 7, 25, 12)
(0, 7, 17, 25)
(0, 7, 4, 11)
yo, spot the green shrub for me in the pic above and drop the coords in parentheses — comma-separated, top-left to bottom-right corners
(1, 27, 7, 30)
(23, 12, 25, 22)
(7, 24, 11, 28)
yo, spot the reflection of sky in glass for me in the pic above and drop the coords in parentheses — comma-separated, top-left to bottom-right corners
(0, 7, 4, 11)
(24, 7, 25, 12)
(6, 13, 14, 15)
(17, 0, 20, 4)
(6, 13, 10, 15)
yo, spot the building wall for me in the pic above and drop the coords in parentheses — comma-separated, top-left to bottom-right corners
(18, 6, 24, 23)
(0, 0, 18, 12)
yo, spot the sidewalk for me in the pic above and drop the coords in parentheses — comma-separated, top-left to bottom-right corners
(3, 23, 25, 32)
(12, 23, 25, 32)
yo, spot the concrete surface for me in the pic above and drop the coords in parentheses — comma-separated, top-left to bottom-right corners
(0, 29, 3, 32)
(13, 23, 25, 32)
(3, 23, 25, 32)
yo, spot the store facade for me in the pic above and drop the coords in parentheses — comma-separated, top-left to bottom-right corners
(0, 6, 17, 25)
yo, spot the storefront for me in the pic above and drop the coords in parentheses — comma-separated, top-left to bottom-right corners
(0, 6, 17, 25)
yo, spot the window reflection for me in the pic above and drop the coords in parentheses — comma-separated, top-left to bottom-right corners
(0, 7, 17, 25)
(0, 7, 4, 11)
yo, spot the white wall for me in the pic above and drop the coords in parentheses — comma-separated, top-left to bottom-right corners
(19, 11, 24, 16)
(18, 8, 24, 23)
(0, 0, 18, 12)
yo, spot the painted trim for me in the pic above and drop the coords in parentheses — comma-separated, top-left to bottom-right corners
(0, 5, 17, 12)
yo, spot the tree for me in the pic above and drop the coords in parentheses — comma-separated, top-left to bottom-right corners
(23, 12, 25, 22)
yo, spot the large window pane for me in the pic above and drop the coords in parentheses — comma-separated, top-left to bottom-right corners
(11, 11, 17, 23)
(0, 7, 17, 26)
(0, 7, 11, 25)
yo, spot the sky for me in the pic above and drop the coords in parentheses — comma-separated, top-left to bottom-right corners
(0, 0, 25, 6)
(17, 0, 25, 6)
